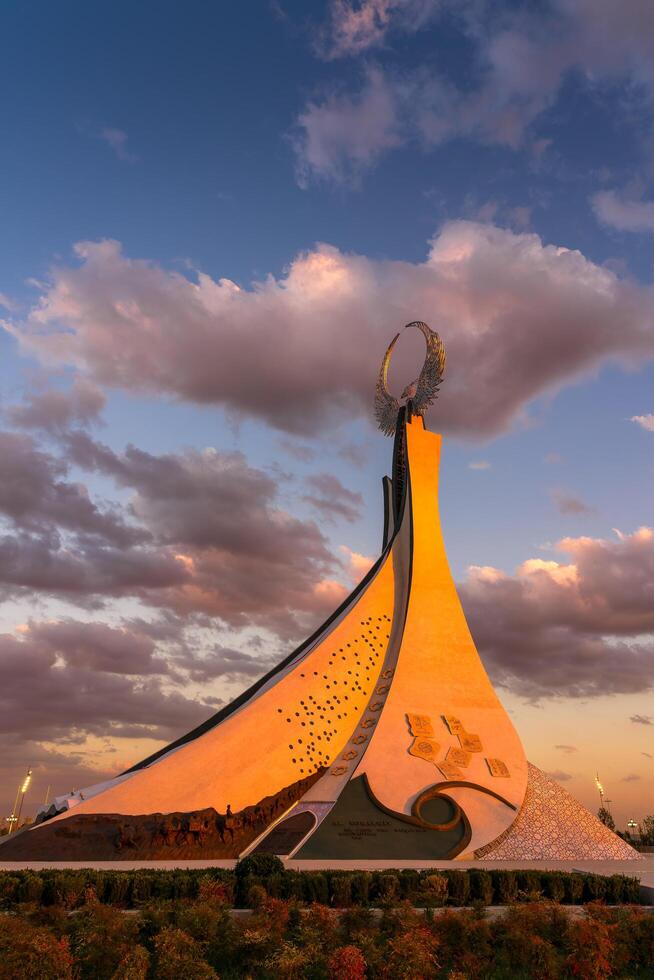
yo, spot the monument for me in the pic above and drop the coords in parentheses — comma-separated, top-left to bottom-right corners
(1, 323, 638, 862)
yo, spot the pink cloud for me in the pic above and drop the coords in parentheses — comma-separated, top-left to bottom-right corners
(298, 0, 654, 183)
(6, 222, 654, 439)
(318, 0, 441, 58)
(461, 527, 654, 699)
(592, 189, 654, 233)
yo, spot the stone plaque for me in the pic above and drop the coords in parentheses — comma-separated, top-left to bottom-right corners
(296, 775, 467, 860)
(437, 760, 464, 781)
(446, 746, 471, 767)
(352, 735, 367, 745)
(486, 757, 510, 777)
(443, 714, 465, 735)
(342, 750, 358, 761)
(458, 732, 483, 753)
(409, 737, 440, 763)
(407, 713, 435, 737)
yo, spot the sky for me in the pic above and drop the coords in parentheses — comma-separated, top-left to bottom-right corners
(0, 0, 653, 830)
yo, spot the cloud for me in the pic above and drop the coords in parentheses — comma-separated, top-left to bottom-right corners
(340, 544, 375, 581)
(0, 421, 352, 639)
(630, 714, 653, 725)
(175, 644, 277, 684)
(0, 430, 145, 546)
(545, 770, 573, 782)
(293, 67, 402, 186)
(630, 414, 654, 432)
(318, 0, 442, 59)
(0, 291, 19, 313)
(0, 626, 210, 743)
(592, 189, 654, 233)
(460, 527, 654, 699)
(468, 461, 491, 470)
(297, 0, 654, 184)
(302, 472, 364, 522)
(551, 489, 593, 515)
(6, 223, 654, 441)
(555, 744, 578, 754)
(60, 433, 345, 637)
(99, 128, 137, 163)
(338, 442, 368, 467)
(24, 619, 168, 675)
(7, 378, 106, 434)
(277, 438, 316, 463)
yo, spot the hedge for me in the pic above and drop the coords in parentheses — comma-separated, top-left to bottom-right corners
(0, 866, 643, 909)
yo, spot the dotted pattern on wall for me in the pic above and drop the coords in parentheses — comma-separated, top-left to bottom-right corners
(275, 614, 392, 778)
(474, 763, 640, 861)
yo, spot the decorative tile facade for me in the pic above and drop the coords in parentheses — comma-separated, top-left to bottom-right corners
(475, 763, 640, 861)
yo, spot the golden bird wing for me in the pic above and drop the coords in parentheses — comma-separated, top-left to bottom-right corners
(407, 321, 446, 418)
(374, 331, 401, 436)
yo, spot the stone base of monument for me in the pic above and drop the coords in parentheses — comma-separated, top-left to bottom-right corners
(0, 773, 322, 861)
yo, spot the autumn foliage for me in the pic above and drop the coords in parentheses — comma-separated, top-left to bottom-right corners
(0, 889, 653, 979)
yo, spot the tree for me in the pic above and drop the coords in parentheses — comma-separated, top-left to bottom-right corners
(598, 807, 615, 831)
(640, 814, 654, 846)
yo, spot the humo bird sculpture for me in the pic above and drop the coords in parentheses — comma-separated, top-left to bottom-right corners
(374, 321, 446, 436)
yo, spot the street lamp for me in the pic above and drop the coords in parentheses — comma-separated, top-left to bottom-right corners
(627, 819, 638, 837)
(595, 773, 613, 814)
(7, 767, 32, 835)
(595, 774, 604, 806)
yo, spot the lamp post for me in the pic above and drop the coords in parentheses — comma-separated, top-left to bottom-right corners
(627, 819, 638, 838)
(7, 768, 32, 834)
(595, 773, 613, 815)
(595, 774, 604, 806)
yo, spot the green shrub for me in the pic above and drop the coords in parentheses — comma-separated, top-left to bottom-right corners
(104, 873, 132, 907)
(605, 874, 625, 904)
(469, 869, 493, 905)
(543, 871, 566, 903)
(302, 871, 329, 905)
(376, 873, 400, 904)
(330, 873, 354, 907)
(153, 926, 217, 979)
(622, 875, 642, 903)
(282, 869, 305, 902)
(516, 870, 543, 900)
(398, 869, 421, 900)
(0, 874, 20, 908)
(67, 903, 141, 979)
(340, 905, 375, 940)
(350, 871, 371, 906)
(419, 873, 448, 907)
(235, 852, 284, 881)
(129, 871, 153, 905)
(17, 871, 44, 904)
(446, 870, 470, 906)
(492, 870, 518, 904)
(584, 873, 607, 902)
(196, 873, 233, 905)
(563, 873, 585, 904)
(247, 883, 268, 909)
